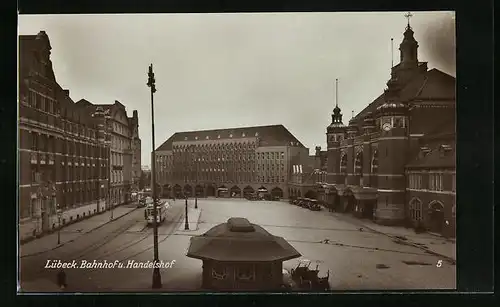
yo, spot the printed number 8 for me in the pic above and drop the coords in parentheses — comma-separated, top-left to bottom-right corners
(436, 260, 443, 267)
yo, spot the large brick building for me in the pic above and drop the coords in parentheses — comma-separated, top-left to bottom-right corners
(154, 125, 308, 199)
(18, 31, 141, 240)
(75, 100, 141, 206)
(320, 22, 456, 237)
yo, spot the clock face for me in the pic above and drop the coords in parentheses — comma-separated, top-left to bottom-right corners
(382, 123, 392, 131)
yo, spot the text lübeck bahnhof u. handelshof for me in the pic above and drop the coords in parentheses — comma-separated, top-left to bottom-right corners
(44, 259, 176, 269)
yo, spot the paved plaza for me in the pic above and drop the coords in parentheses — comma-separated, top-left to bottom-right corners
(19, 198, 456, 292)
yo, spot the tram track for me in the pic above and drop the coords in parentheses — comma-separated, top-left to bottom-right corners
(116, 207, 185, 262)
(90, 204, 185, 261)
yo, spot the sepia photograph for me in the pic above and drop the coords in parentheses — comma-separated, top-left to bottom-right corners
(17, 11, 456, 292)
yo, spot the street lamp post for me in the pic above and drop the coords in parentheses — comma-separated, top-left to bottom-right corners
(194, 148, 198, 209)
(148, 64, 162, 289)
(184, 195, 189, 230)
(57, 206, 62, 245)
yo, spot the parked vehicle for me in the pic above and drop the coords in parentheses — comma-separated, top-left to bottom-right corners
(307, 199, 321, 211)
(290, 259, 330, 291)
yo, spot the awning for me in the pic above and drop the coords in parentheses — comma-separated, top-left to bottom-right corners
(351, 187, 379, 200)
(333, 184, 348, 196)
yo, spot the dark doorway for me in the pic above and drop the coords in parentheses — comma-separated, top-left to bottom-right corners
(195, 185, 204, 197)
(184, 185, 193, 197)
(428, 202, 445, 234)
(344, 194, 355, 213)
(174, 184, 182, 198)
(304, 190, 316, 199)
(362, 200, 376, 220)
(243, 186, 254, 198)
(206, 185, 215, 197)
(271, 187, 283, 198)
(162, 185, 171, 198)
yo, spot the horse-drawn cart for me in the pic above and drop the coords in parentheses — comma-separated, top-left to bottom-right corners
(289, 259, 330, 291)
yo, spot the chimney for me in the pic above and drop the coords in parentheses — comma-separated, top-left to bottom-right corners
(63, 89, 70, 96)
(315, 146, 321, 156)
(133, 110, 138, 119)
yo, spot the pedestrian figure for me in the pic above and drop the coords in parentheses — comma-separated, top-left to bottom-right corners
(56, 269, 67, 290)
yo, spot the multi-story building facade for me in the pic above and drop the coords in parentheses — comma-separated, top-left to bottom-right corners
(19, 31, 109, 240)
(320, 21, 456, 237)
(76, 99, 141, 206)
(130, 111, 141, 192)
(288, 146, 328, 199)
(18, 31, 141, 241)
(154, 125, 307, 199)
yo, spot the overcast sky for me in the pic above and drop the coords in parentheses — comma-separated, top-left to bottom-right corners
(18, 12, 455, 166)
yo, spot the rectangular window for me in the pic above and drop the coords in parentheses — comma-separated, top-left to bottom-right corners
(452, 173, 456, 192)
(40, 96, 45, 112)
(236, 265, 255, 281)
(29, 92, 36, 107)
(31, 134, 38, 150)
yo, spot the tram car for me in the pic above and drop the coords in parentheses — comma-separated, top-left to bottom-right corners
(145, 201, 169, 225)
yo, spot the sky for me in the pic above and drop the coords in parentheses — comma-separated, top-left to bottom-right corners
(18, 12, 455, 167)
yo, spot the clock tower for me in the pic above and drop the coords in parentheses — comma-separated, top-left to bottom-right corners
(326, 79, 346, 184)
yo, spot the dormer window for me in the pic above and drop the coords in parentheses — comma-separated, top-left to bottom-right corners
(229, 134, 233, 138)
(419, 147, 431, 157)
(217, 135, 221, 139)
(195, 136, 198, 140)
(255, 132, 259, 137)
(242, 132, 246, 137)
(439, 144, 453, 157)
(184, 137, 188, 141)
(206, 136, 209, 140)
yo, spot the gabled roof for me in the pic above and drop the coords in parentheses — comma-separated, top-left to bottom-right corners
(353, 68, 455, 124)
(156, 124, 305, 151)
(187, 218, 301, 262)
(19, 32, 57, 85)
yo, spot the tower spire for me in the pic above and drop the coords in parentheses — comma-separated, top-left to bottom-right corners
(391, 38, 394, 68)
(405, 11, 413, 30)
(335, 78, 338, 108)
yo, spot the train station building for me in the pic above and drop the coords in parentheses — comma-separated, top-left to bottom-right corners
(320, 21, 456, 237)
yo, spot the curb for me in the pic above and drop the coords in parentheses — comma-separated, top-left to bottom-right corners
(333, 213, 456, 265)
(193, 208, 203, 231)
(20, 207, 139, 258)
(20, 205, 133, 245)
(177, 208, 202, 232)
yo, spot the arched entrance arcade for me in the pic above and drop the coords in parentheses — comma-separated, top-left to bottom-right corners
(230, 186, 242, 198)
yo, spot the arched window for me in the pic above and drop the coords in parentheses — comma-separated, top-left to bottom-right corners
(371, 149, 378, 173)
(409, 198, 423, 221)
(355, 151, 363, 175)
(340, 153, 347, 174)
(429, 200, 445, 212)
